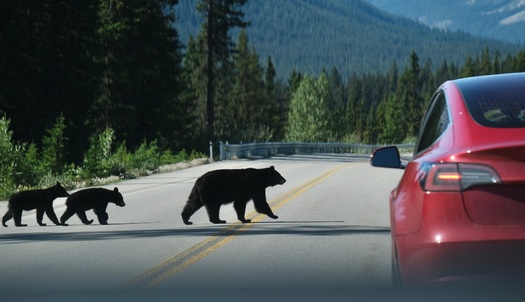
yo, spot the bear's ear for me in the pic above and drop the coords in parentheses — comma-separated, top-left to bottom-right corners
(270, 166, 275, 170)
(113, 187, 119, 192)
(56, 181, 61, 186)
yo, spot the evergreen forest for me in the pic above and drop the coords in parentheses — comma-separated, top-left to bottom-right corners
(175, 0, 523, 77)
(1, 0, 525, 198)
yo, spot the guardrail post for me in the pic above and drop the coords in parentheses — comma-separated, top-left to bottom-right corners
(209, 141, 213, 162)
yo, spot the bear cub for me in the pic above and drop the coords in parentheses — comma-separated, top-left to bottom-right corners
(60, 187, 125, 226)
(2, 182, 69, 227)
(181, 166, 286, 225)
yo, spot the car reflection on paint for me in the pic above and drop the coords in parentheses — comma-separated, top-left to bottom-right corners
(371, 72, 525, 287)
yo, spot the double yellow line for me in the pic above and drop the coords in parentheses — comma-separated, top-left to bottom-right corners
(123, 164, 348, 288)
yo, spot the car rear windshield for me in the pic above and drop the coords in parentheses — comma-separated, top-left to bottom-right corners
(456, 73, 525, 128)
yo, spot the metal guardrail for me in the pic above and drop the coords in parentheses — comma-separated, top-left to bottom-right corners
(219, 142, 415, 161)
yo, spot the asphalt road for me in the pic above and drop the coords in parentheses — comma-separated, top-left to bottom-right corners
(0, 155, 405, 300)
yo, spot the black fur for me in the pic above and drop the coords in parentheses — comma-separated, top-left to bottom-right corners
(60, 187, 125, 226)
(2, 182, 69, 227)
(181, 166, 286, 225)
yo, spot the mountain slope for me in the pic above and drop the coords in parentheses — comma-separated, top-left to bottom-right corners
(174, 0, 521, 78)
(366, 0, 525, 45)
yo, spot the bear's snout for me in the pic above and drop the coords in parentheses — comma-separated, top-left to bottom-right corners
(278, 177, 286, 185)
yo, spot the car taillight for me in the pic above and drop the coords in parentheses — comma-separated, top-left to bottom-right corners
(420, 163, 502, 192)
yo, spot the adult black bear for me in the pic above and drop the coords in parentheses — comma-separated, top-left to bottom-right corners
(181, 166, 286, 225)
(2, 182, 69, 227)
(60, 187, 125, 226)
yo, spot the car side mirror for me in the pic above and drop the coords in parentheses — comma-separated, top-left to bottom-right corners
(370, 146, 404, 169)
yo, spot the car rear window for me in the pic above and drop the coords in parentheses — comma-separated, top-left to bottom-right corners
(455, 73, 525, 128)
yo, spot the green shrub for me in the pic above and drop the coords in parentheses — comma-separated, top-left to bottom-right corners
(106, 141, 132, 177)
(0, 117, 207, 199)
(131, 140, 161, 173)
(14, 143, 44, 188)
(0, 117, 20, 198)
(188, 149, 206, 160)
(41, 115, 67, 175)
(82, 127, 115, 179)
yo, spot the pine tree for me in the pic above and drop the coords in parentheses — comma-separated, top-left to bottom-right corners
(379, 93, 404, 144)
(396, 51, 424, 139)
(222, 30, 268, 142)
(0, 0, 100, 162)
(196, 0, 249, 142)
(264, 56, 286, 140)
(479, 47, 492, 75)
(94, 0, 182, 149)
(345, 75, 363, 140)
(461, 55, 476, 78)
(513, 51, 525, 72)
(41, 116, 67, 175)
(288, 70, 303, 96)
(328, 67, 346, 140)
(178, 35, 208, 150)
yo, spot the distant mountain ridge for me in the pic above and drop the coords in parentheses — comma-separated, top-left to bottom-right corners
(366, 0, 525, 44)
(174, 0, 522, 78)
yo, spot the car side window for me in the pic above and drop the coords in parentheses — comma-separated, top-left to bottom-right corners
(415, 91, 449, 154)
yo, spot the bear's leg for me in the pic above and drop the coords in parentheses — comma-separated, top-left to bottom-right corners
(253, 197, 278, 220)
(13, 208, 27, 227)
(60, 208, 76, 226)
(206, 204, 226, 224)
(94, 208, 109, 225)
(2, 209, 13, 227)
(36, 208, 47, 226)
(76, 211, 94, 225)
(181, 199, 204, 225)
(233, 201, 251, 223)
(45, 206, 62, 226)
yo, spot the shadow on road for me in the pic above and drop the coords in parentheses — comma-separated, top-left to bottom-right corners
(0, 221, 389, 243)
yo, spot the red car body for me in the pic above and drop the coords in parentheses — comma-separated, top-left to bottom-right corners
(371, 73, 525, 286)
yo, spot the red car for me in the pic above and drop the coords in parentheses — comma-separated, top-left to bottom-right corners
(371, 72, 525, 286)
